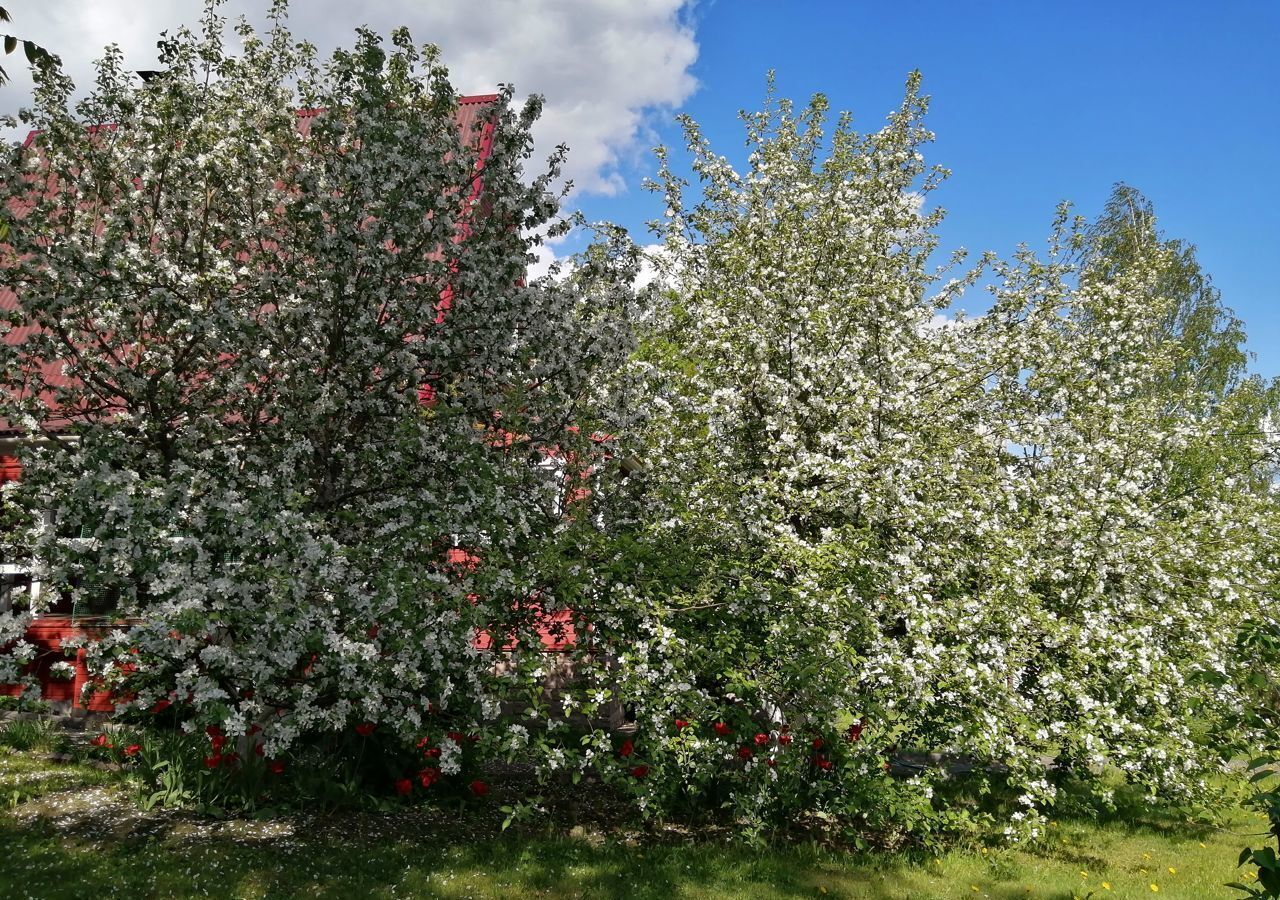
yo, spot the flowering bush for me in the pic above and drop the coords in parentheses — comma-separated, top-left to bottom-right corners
(0, 0, 639, 787)
(0, 2, 1275, 845)
(585, 73, 1280, 839)
(47, 660, 75, 681)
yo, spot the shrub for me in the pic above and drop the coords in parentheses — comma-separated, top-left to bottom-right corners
(0, 0, 638, 781)
(587, 73, 1280, 839)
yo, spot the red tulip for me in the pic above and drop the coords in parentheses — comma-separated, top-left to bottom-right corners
(151, 699, 172, 713)
(419, 767, 440, 788)
(778, 734, 792, 746)
(123, 744, 141, 757)
(811, 737, 824, 750)
(753, 732, 770, 746)
(738, 746, 753, 760)
(619, 739, 634, 758)
(267, 759, 286, 775)
(469, 780, 488, 797)
(254, 743, 265, 757)
(630, 765, 649, 778)
(674, 719, 689, 731)
(847, 721, 864, 743)
(423, 746, 441, 758)
(713, 722, 731, 737)
(90, 734, 111, 748)
(204, 754, 223, 769)
(355, 722, 376, 737)
(766, 758, 777, 768)
(394, 778, 413, 796)
(447, 731, 465, 743)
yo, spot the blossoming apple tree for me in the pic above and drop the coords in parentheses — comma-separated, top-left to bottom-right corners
(0, 3, 641, 765)
(602, 73, 1280, 836)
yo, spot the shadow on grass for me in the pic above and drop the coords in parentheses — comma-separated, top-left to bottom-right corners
(0, 750, 1251, 900)
(1051, 772, 1234, 838)
(0, 811, 964, 900)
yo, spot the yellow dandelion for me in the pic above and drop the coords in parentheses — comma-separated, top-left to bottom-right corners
(1079, 871, 1089, 878)
(1167, 867, 1176, 875)
(970, 886, 980, 893)
(981, 847, 988, 855)
(1198, 842, 1207, 848)
(1150, 885, 1159, 893)
(1102, 884, 1111, 891)
(1142, 852, 1152, 860)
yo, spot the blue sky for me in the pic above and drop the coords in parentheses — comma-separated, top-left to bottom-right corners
(573, 1, 1280, 378)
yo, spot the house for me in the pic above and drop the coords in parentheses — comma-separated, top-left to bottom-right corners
(0, 94, 586, 712)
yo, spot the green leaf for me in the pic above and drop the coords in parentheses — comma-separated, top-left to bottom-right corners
(3, 35, 15, 56)
(22, 39, 42, 64)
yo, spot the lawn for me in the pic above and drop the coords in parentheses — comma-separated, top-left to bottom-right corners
(0, 745, 1266, 899)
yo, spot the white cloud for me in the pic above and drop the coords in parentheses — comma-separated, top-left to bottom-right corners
(0, 0, 699, 196)
(526, 230, 569, 282)
(525, 238, 669, 288)
(635, 243, 670, 290)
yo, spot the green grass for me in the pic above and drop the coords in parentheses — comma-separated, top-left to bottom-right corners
(0, 716, 68, 752)
(0, 747, 1268, 899)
